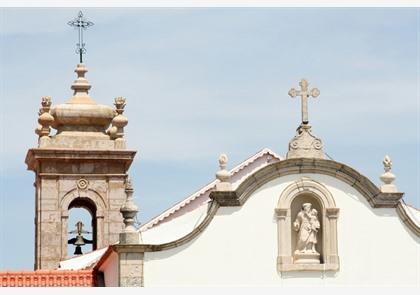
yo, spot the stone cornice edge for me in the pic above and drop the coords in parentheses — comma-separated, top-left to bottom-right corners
(114, 158, 418, 254)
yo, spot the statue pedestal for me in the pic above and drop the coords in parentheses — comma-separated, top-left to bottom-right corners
(294, 252, 320, 264)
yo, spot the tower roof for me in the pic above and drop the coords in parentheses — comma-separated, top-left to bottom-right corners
(50, 63, 114, 133)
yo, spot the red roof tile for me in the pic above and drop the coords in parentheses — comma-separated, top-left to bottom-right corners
(0, 270, 96, 287)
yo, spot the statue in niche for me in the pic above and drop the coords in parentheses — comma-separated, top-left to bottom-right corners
(293, 203, 321, 264)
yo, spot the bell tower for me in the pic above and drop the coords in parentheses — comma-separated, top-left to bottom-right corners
(25, 63, 136, 270)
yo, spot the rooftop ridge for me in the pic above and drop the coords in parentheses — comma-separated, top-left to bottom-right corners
(139, 148, 282, 231)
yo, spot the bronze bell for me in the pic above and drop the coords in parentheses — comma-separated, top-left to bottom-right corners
(74, 235, 85, 246)
(68, 220, 94, 256)
(74, 245, 83, 255)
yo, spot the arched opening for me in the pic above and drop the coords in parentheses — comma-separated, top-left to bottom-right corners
(67, 198, 97, 256)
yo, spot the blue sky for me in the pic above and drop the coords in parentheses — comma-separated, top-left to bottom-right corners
(0, 8, 418, 269)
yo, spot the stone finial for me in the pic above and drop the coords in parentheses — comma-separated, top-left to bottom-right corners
(380, 155, 397, 193)
(114, 97, 126, 114)
(109, 97, 128, 149)
(69, 64, 95, 104)
(215, 154, 232, 191)
(119, 177, 140, 244)
(383, 155, 392, 172)
(286, 79, 325, 159)
(35, 96, 54, 147)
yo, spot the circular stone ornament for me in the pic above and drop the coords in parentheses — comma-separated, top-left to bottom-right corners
(77, 178, 89, 190)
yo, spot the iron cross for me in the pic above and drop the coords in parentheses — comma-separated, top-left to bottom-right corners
(68, 11, 94, 63)
(288, 79, 320, 125)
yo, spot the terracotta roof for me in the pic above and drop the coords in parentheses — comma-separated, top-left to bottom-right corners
(140, 148, 282, 231)
(0, 270, 96, 287)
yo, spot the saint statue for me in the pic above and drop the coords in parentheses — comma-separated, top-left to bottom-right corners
(293, 203, 321, 263)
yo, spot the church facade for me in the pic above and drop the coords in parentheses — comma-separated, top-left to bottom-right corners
(4, 61, 418, 287)
(0, 13, 419, 286)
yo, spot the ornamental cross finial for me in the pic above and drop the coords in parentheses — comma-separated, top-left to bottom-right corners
(383, 155, 392, 172)
(380, 155, 397, 193)
(288, 79, 320, 125)
(68, 11, 94, 63)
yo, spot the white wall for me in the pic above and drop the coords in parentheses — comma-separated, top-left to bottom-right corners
(143, 173, 420, 286)
(99, 251, 119, 287)
(142, 201, 209, 244)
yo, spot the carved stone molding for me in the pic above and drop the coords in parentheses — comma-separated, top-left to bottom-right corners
(325, 208, 340, 219)
(235, 158, 404, 209)
(286, 124, 325, 159)
(129, 158, 417, 260)
(275, 208, 288, 219)
(77, 178, 89, 190)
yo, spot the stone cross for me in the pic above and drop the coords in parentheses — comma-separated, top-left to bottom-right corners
(288, 79, 320, 125)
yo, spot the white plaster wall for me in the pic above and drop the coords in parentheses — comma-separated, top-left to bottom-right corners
(99, 252, 119, 287)
(142, 203, 209, 244)
(143, 173, 420, 286)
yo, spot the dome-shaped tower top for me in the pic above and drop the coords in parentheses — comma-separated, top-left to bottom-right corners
(50, 64, 115, 135)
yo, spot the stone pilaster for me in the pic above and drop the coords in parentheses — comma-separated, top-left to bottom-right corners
(113, 245, 144, 287)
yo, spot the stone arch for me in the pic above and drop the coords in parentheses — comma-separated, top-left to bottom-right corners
(277, 177, 336, 209)
(275, 177, 340, 272)
(61, 188, 106, 217)
(60, 188, 107, 258)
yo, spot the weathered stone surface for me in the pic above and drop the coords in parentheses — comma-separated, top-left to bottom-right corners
(113, 247, 144, 287)
(119, 232, 140, 245)
(26, 65, 137, 270)
(286, 124, 325, 159)
(210, 191, 240, 206)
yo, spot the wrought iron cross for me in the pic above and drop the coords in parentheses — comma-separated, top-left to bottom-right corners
(68, 11, 94, 63)
(288, 79, 320, 125)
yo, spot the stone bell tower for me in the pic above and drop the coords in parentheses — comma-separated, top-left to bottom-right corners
(25, 63, 137, 270)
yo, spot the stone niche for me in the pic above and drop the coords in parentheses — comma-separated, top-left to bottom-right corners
(275, 177, 340, 272)
(290, 195, 323, 264)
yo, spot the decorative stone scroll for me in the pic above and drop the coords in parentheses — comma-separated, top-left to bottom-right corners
(286, 124, 325, 159)
(275, 177, 339, 272)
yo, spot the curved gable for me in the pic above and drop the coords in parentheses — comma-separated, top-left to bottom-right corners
(234, 158, 402, 208)
(131, 158, 418, 255)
